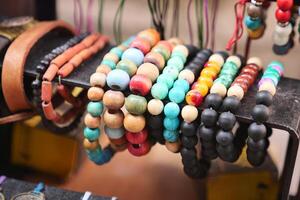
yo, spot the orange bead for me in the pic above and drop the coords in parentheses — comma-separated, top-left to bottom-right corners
(198, 76, 213, 88)
(192, 82, 209, 96)
(185, 90, 204, 107)
(200, 68, 217, 79)
(204, 61, 221, 72)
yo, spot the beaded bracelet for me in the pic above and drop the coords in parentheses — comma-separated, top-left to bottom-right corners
(103, 29, 160, 154)
(84, 37, 134, 164)
(246, 61, 284, 166)
(245, 0, 266, 39)
(199, 55, 243, 160)
(273, 0, 294, 54)
(215, 57, 262, 162)
(32, 33, 88, 133)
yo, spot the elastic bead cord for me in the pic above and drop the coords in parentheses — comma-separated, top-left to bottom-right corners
(215, 57, 262, 162)
(32, 33, 88, 133)
(273, 0, 294, 55)
(199, 55, 243, 161)
(83, 37, 134, 164)
(246, 61, 284, 166)
(245, 0, 266, 39)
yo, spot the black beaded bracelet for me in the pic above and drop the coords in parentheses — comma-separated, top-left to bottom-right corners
(31, 33, 89, 133)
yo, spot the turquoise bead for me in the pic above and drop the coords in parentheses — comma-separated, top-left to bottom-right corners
(84, 127, 100, 140)
(263, 71, 280, 79)
(268, 61, 284, 71)
(174, 79, 189, 93)
(167, 57, 184, 71)
(171, 51, 186, 63)
(163, 66, 179, 80)
(87, 101, 104, 117)
(164, 117, 179, 131)
(122, 48, 144, 66)
(222, 61, 238, 72)
(164, 102, 180, 118)
(102, 59, 116, 70)
(123, 36, 136, 46)
(110, 47, 123, 58)
(245, 16, 261, 30)
(151, 82, 169, 100)
(106, 69, 130, 90)
(163, 129, 179, 142)
(157, 74, 174, 89)
(168, 87, 185, 103)
(87, 147, 113, 165)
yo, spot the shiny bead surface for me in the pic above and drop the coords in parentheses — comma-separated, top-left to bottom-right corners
(107, 69, 130, 90)
(87, 101, 104, 117)
(125, 94, 147, 115)
(144, 52, 165, 71)
(163, 129, 179, 142)
(147, 99, 164, 115)
(116, 59, 137, 77)
(137, 63, 160, 82)
(124, 114, 146, 133)
(151, 82, 169, 100)
(164, 102, 180, 118)
(275, 8, 291, 23)
(122, 48, 144, 66)
(277, 0, 293, 11)
(129, 74, 152, 96)
(103, 109, 124, 129)
(164, 117, 180, 131)
(103, 90, 125, 110)
(84, 127, 100, 141)
(181, 105, 198, 123)
(87, 87, 104, 101)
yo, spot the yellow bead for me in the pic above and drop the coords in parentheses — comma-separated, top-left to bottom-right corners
(195, 83, 209, 96)
(205, 61, 221, 72)
(247, 25, 265, 39)
(200, 68, 217, 79)
(198, 76, 213, 88)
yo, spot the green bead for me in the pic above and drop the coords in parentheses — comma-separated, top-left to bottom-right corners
(164, 102, 180, 118)
(84, 127, 100, 141)
(171, 51, 186, 63)
(110, 47, 123, 58)
(263, 71, 280, 79)
(223, 61, 238, 71)
(163, 117, 180, 131)
(167, 57, 184, 71)
(168, 87, 185, 103)
(163, 66, 179, 80)
(102, 59, 116, 70)
(125, 94, 147, 115)
(157, 74, 174, 89)
(268, 61, 284, 71)
(116, 59, 137, 77)
(214, 77, 232, 88)
(87, 101, 104, 117)
(151, 82, 169, 100)
(152, 46, 170, 61)
(174, 79, 189, 93)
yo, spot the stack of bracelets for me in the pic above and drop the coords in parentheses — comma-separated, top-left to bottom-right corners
(32, 33, 88, 133)
(199, 55, 243, 161)
(215, 57, 262, 162)
(247, 61, 284, 166)
(273, 0, 293, 55)
(245, 0, 266, 39)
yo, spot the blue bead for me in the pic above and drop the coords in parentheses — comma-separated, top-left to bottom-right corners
(163, 66, 179, 80)
(84, 127, 100, 140)
(87, 101, 104, 117)
(164, 102, 180, 118)
(245, 16, 261, 30)
(106, 69, 130, 90)
(87, 147, 113, 165)
(110, 47, 123, 58)
(163, 117, 180, 131)
(104, 126, 125, 139)
(122, 48, 144, 66)
(174, 79, 190, 93)
(101, 59, 116, 69)
(167, 57, 184, 71)
(168, 87, 185, 103)
(163, 129, 179, 142)
(151, 82, 169, 100)
(157, 74, 174, 89)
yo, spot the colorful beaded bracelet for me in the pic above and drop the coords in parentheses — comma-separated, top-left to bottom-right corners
(245, 0, 266, 39)
(246, 61, 284, 166)
(32, 33, 88, 133)
(215, 57, 262, 162)
(199, 55, 243, 160)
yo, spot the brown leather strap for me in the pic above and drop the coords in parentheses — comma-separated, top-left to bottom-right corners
(0, 111, 35, 125)
(1, 20, 75, 113)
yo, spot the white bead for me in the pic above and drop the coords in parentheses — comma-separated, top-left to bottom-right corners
(247, 57, 262, 70)
(273, 33, 289, 46)
(147, 99, 164, 115)
(178, 69, 195, 84)
(259, 82, 276, 96)
(227, 85, 244, 100)
(275, 23, 292, 37)
(90, 72, 106, 87)
(227, 56, 241, 68)
(181, 105, 198, 123)
(210, 82, 227, 98)
(173, 45, 189, 57)
(209, 54, 224, 66)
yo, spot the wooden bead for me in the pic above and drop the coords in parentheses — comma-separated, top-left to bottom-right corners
(128, 141, 151, 156)
(259, 82, 276, 96)
(103, 90, 125, 110)
(227, 56, 242, 68)
(165, 141, 181, 153)
(247, 25, 265, 39)
(103, 53, 119, 63)
(90, 72, 106, 87)
(143, 52, 165, 71)
(227, 85, 244, 100)
(124, 113, 146, 133)
(130, 37, 151, 54)
(125, 129, 148, 144)
(87, 87, 104, 101)
(210, 82, 227, 97)
(103, 109, 124, 128)
(111, 143, 128, 152)
(109, 135, 127, 145)
(209, 54, 224, 66)
(147, 99, 164, 115)
(247, 57, 262, 69)
(84, 113, 101, 128)
(83, 138, 99, 150)
(125, 94, 147, 115)
(247, 4, 263, 18)
(181, 105, 198, 123)
(168, 37, 183, 46)
(129, 74, 152, 96)
(137, 63, 160, 82)
(96, 64, 112, 75)
(173, 45, 189, 57)
(178, 69, 195, 84)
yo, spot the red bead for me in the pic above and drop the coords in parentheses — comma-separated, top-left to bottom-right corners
(125, 129, 148, 144)
(185, 90, 204, 107)
(128, 141, 151, 156)
(241, 67, 258, 76)
(275, 8, 291, 23)
(239, 74, 255, 85)
(110, 135, 128, 145)
(129, 75, 152, 96)
(130, 38, 151, 55)
(277, 0, 293, 11)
